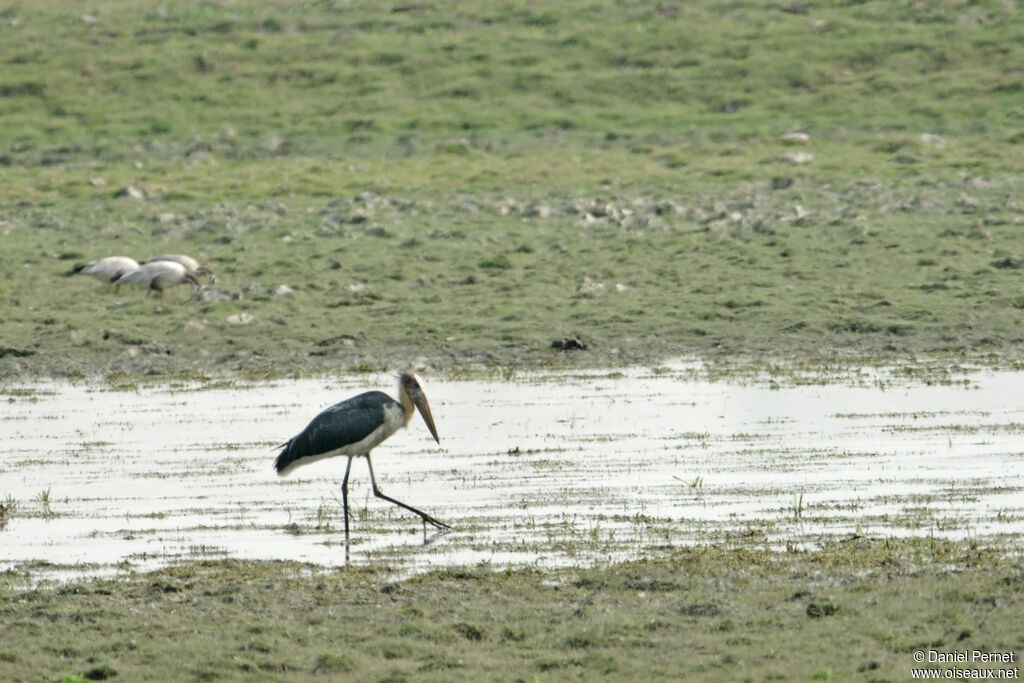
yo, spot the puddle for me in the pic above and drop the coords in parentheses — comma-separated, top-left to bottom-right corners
(2, 365, 1024, 581)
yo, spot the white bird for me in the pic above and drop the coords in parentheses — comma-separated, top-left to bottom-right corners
(75, 257, 140, 292)
(144, 254, 216, 283)
(115, 261, 201, 298)
(274, 372, 448, 535)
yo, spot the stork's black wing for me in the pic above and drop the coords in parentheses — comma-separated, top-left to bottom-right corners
(273, 391, 395, 474)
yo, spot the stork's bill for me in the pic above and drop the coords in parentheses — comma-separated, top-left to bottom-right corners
(401, 371, 440, 444)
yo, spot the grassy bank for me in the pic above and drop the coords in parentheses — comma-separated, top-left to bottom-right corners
(2, 539, 1021, 681)
(5, 177, 1024, 380)
(2, 1, 1024, 378)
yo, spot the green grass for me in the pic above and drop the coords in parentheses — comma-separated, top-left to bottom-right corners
(1, 539, 1020, 681)
(3, 0, 1024, 378)
(3, 0, 1023, 184)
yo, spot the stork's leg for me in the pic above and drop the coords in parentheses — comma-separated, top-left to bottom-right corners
(341, 456, 354, 537)
(365, 456, 450, 530)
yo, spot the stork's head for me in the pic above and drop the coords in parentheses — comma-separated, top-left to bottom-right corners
(400, 371, 439, 444)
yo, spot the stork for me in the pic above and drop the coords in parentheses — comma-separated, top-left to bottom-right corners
(274, 372, 449, 535)
(144, 254, 217, 283)
(115, 261, 201, 298)
(75, 256, 140, 292)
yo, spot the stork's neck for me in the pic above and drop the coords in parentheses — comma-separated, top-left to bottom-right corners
(399, 383, 415, 425)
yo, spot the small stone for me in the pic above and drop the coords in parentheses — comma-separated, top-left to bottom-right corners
(192, 287, 232, 303)
(575, 276, 605, 296)
(226, 312, 255, 325)
(115, 185, 146, 200)
(781, 132, 810, 145)
(779, 151, 814, 164)
(552, 337, 588, 351)
(274, 285, 295, 298)
(523, 203, 552, 218)
(410, 276, 433, 289)
(70, 329, 92, 345)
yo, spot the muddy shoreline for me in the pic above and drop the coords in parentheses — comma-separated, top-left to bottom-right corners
(2, 339, 1018, 385)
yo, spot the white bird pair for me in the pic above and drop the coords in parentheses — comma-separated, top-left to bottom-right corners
(77, 254, 215, 297)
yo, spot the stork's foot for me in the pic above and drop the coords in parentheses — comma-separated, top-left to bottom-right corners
(420, 513, 452, 531)
(371, 486, 451, 531)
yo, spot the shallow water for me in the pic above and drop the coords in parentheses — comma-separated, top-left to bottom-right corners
(2, 365, 1023, 581)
